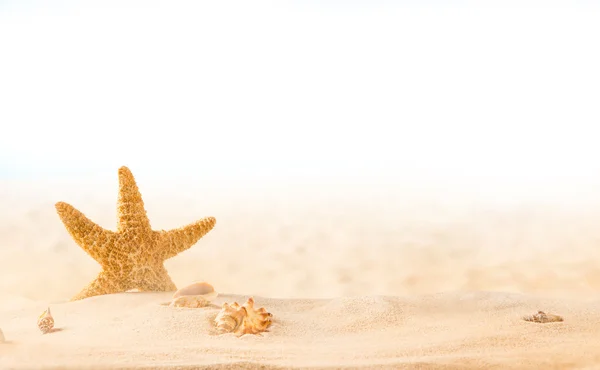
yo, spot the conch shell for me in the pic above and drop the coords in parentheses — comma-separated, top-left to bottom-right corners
(214, 297, 272, 336)
(37, 307, 55, 334)
(170, 282, 218, 308)
(522, 310, 564, 323)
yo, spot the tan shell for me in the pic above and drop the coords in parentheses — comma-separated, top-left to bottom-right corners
(523, 310, 564, 323)
(37, 307, 55, 334)
(214, 297, 272, 336)
(173, 282, 218, 300)
(0, 328, 5, 342)
(169, 282, 218, 308)
(170, 295, 211, 308)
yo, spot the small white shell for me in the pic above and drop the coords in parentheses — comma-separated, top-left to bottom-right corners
(37, 307, 55, 334)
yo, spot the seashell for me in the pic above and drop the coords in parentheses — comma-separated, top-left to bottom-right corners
(522, 310, 564, 323)
(215, 301, 246, 334)
(170, 295, 211, 308)
(169, 281, 218, 308)
(37, 307, 55, 334)
(0, 328, 5, 342)
(173, 282, 218, 301)
(214, 297, 273, 336)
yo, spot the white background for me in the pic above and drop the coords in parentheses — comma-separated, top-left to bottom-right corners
(1, 0, 599, 197)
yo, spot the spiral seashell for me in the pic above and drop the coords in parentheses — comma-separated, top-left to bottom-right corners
(522, 310, 563, 323)
(37, 307, 55, 334)
(214, 297, 273, 336)
(215, 301, 246, 334)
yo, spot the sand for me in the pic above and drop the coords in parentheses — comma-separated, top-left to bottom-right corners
(1, 291, 599, 369)
(2, 177, 600, 369)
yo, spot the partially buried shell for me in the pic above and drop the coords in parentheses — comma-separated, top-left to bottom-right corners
(37, 307, 55, 334)
(214, 297, 272, 336)
(522, 310, 564, 323)
(171, 295, 211, 308)
(170, 282, 218, 308)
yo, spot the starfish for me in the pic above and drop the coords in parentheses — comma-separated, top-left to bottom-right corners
(55, 166, 217, 301)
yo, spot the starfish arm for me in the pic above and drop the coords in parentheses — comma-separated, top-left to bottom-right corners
(55, 202, 116, 263)
(70, 271, 126, 301)
(116, 166, 152, 233)
(156, 217, 216, 260)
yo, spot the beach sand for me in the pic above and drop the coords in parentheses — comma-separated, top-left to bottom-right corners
(2, 177, 600, 369)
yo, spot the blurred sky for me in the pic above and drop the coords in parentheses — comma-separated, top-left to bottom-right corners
(1, 0, 599, 194)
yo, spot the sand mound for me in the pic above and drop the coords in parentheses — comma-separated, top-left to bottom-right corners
(2, 291, 600, 369)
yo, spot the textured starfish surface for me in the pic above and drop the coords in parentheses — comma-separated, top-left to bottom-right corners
(55, 166, 217, 301)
